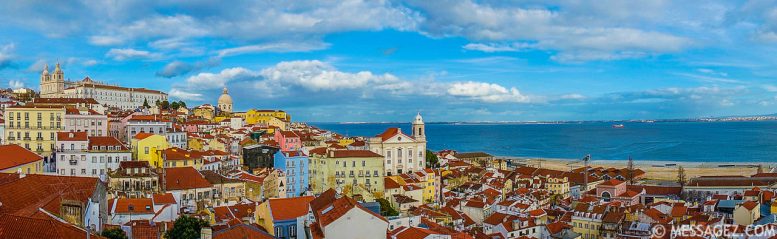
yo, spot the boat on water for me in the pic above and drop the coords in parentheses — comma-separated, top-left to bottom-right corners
(612, 124, 625, 128)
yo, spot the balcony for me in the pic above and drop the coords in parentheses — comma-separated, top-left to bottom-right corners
(7, 137, 14, 141)
(22, 137, 31, 141)
(36, 137, 44, 141)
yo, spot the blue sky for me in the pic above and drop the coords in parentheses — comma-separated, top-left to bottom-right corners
(2, 1, 777, 122)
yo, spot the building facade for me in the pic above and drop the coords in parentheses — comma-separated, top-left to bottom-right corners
(368, 113, 427, 176)
(274, 150, 310, 198)
(3, 105, 65, 160)
(39, 63, 167, 110)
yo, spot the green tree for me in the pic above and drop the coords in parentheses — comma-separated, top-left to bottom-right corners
(164, 215, 209, 239)
(159, 100, 170, 110)
(677, 166, 687, 187)
(101, 228, 128, 239)
(425, 150, 439, 168)
(171, 101, 181, 110)
(178, 100, 187, 108)
(143, 98, 150, 108)
(376, 198, 399, 216)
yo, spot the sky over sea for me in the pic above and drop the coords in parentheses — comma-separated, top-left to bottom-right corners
(1, 1, 777, 122)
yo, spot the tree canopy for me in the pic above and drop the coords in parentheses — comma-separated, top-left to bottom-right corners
(101, 228, 128, 239)
(164, 216, 210, 239)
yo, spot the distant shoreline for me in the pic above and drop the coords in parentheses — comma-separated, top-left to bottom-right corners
(503, 157, 769, 181)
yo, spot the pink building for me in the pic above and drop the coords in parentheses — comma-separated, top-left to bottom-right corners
(64, 108, 108, 137)
(596, 179, 640, 206)
(274, 130, 301, 151)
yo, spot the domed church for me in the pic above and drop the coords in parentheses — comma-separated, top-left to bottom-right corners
(217, 87, 233, 113)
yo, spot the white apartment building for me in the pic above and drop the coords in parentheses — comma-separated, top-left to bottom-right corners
(55, 132, 131, 177)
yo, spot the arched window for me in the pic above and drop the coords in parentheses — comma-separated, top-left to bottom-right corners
(601, 191, 611, 202)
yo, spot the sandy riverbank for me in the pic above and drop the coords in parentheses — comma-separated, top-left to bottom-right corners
(507, 157, 772, 181)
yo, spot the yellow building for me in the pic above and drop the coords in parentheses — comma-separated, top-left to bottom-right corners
(309, 148, 385, 202)
(3, 105, 65, 158)
(207, 138, 228, 152)
(572, 205, 605, 239)
(0, 144, 45, 174)
(188, 138, 205, 151)
(733, 201, 760, 226)
(131, 133, 170, 168)
(243, 109, 289, 130)
(161, 147, 203, 170)
(192, 104, 216, 121)
(337, 138, 355, 146)
(545, 176, 570, 198)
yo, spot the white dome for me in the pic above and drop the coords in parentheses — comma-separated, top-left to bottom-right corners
(218, 87, 233, 105)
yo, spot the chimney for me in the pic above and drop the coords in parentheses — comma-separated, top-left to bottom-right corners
(201, 227, 212, 239)
(17, 168, 25, 178)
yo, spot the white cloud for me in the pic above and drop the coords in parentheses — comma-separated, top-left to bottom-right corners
(106, 48, 161, 61)
(8, 80, 24, 89)
(169, 88, 203, 101)
(411, 1, 693, 61)
(560, 94, 586, 100)
(0, 43, 15, 69)
(447, 81, 531, 103)
(184, 67, 257, 90)
(462, 43, 534, 52)
(216, 42, 330, 58)
(256, 60, 405, 92)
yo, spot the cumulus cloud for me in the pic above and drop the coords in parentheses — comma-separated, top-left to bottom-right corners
(410, 0, 693, 61)
(256, 60, 406, 92)
(447, 81, 531, 103)
(183, 67, 258, 90)
(106, 48, 161, 61)
(8, 80, 24, 89)
(169, 88, 203, 101)
(156, 58, 220, 78)
(0, 43, 15, 69)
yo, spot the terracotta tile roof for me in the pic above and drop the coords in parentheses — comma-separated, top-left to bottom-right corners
(268, 196, 315, 221)
(330, 150, 383, 158)
(163, 167, 212, 190)
(740, 200, 758, 211)
(133, 132, 156, 140)
(33, 97, 99, 104)
(377, 128, 402, 141)
(314, 195, 387, 228)
(0, 145, 43, 170)
(125, 220, 160, 239)
(0, 211, 106, 239)
(213, 224, 274, 239)
(385, 177, 401, 189)
(214, 203, 256, 222)
(113, 198, 154, 214)
(394, 227, 441, 239)
(599, 179, 625, 186)
(152, 193, 176, 205)
(88, 136, 128, 150)
(0, 174, 99, 219)
(57, 131, 88, 141)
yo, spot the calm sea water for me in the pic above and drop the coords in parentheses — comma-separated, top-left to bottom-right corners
(312, 121, 777, 162)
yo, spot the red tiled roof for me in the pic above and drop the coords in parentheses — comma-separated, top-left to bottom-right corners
(133, 132, 156, 140)
(268, 196, 315, 221)
(163, 167, 212, 190)
(0, 145, 43, 170)
(0, 211, 106, 239)
(88, 136, 128, 150)
(599, 179, 625, 187)
(113, 198, 154, 214)
(740, 200, 758, 211)
(57, 131, 88, 141)
(0, 174, 99, 219)
(213, 224, 274, 239)
(152, 193, 176, 205)
(330, 150, 383, 158)
(385, 177, 401, 189)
